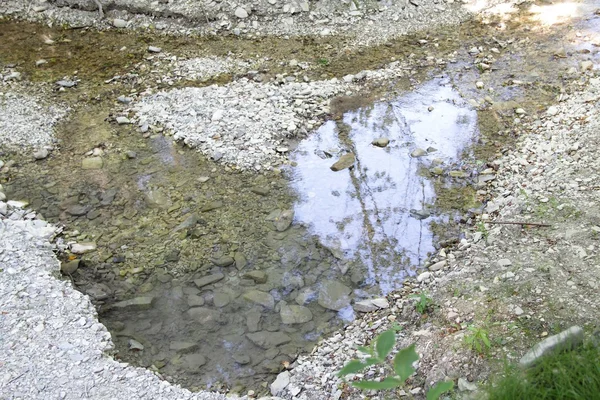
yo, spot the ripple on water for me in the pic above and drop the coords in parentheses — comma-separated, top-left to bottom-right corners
(291, 78, 479, 294)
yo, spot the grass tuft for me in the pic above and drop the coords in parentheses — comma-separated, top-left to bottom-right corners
(487, 341, 600, 400)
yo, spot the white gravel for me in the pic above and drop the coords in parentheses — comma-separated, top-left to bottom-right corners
(0, 205, 243, 400)
(0, 90, 67, 151)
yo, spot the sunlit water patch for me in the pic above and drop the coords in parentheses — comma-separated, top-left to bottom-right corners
(290, 79, 479, 294)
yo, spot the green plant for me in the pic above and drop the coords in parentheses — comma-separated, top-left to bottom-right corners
(410, 292, 434, 314)
(476, 221, 489, 241)
(317, 58, 330, 66)
(464, 325, 491, 354)
(338, 328, 454, 399)
(487, 341, 600, 400)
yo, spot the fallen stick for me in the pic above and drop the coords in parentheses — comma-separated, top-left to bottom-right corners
(485, 221, 551, 227)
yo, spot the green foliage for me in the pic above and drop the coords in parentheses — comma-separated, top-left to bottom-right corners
(338, 329, 454, 397)
(410, 292, 434, 314)
(476, 221, 489, 241)
(464, 325, 492, 354)
(317, 58, 330, 66)
(487, 342, 600, 400)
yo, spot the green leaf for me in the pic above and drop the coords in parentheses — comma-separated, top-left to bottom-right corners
(352, 377, 403, 390)
(481, 333, 491, 348)
(365, 357, 381, 366)
(357, 346, 372, 355)
(375, 330, 396, 360)
(426, 380, 454, 400)
(337, 360, 367, 377)
(393, 344, 419, 382)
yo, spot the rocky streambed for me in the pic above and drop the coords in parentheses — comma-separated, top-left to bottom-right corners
(1, 0, 600, 398)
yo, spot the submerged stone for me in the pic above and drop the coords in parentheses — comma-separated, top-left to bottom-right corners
(280, 305, 313, 324)
(169, 341, 198, 353)
(318, 280, 351, 311)
(243, 290, 275, 309)
(246, 331, 292, 348)
(81, 157, 103, 169)
(194, 273, 224, 288)
(330, 153, 355, 171)
(274, 209, 294, 232)
(112, 297, 155, 311)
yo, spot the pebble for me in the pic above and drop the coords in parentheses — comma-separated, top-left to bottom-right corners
(116, 116, 131, 125)
(148, 46, 162, 53)
(235, 7, 249, 19)
(113, 19, 127, 28)
(33, 148, 49, 160)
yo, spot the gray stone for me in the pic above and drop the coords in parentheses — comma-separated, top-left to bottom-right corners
(61, 260, 80, 275)
(169, 341, 198, 353)
(213, 292, 230, 308)
(194, 273, 224, 288)
(372, 137, 390, 147)
(186, 307, 220, 328)
(125, 151, 137, 159)
(411, 148, 427, 157)
(295, 288, 316, 305)
(251, 186, 270, 196)
(458, 378, 478, 391)
(129, 339, 144, 351)
(243, 290, 275, 309)
(280, 305, 313, 324)
(148, 46, 162, 53)
(417, 271, 431, 282)
(233, 353, 251, 365)
(270, 371, 291, 395)
(112, 297, 155, 311)
(0, 201, 7, 215)
(330, 153, 355, 171)
(247, 331, 291, 348)
(113, 18, 127, 28)
(183, 353, 206, 370)
(274, 209, 294, 232)
(71, 242, 96, 254)
(56, 80, 76, 88)
(519, 326, 584, 368)
(187, 294, 205, 307)
(246, 310, 261, 332)
(116, 116, 131, 125)
(428, 260, 447, 271)
(497, 258, 512, 267)
(243, 270, 267, 284)
(235, 6, 249, 18)
(210, 256, 234, 267)
(234, 252, 247, 270)
(354, 297, 389, 312)
(81, 157, 103, 170)
(173, 214, 199, 232)
(318, 280, 351, 311)
(33, 149, 49, 160)
(67, 205, 89, 216)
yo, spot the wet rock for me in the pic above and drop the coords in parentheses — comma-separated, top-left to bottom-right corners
(61, 260, 80, 275)
(187, 294, 205, 307)
(186, 307, 220, 329)
(194, 273, 225, 288)
(213, 292, 230, 308)
(243, 290, 275, 309)
(81, 157, 103, 170)
(113, 18, 127, 28)
(100, 188, 117, 206)
(410, 209, 430, 220)
(66, 205, 89, 216)
(520, 326, 583, 368)
(247, 331, 291, 348)
(234, 252, 247, 270)
(129, 339, 144, 351)
(330, 153, 355, 171)
(169, 341, 198, 354)
(243, 270, 267, 284)
(201, 200, 223, 212)
(71, 242, 96, 254)
(183, 353, 206, 370)
(165, 249, 180, 262)
(210, 255, 234, 267)
(410, 148, 427, 157)
(112, 297, 155, 311)
(372, 137, 390, 147)
(274, 209, 294, 232)
(271, 371, 291, 395)
(33, 148, 49, 160)
(318, 280, 351, 311)
(233, 353, 251, 365)
(280, 305, 313, 324)
(251, 186, 270, 196)
(246, 310, 261, 332)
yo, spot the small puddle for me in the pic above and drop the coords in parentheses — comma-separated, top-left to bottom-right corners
(291, 79, 478, 294)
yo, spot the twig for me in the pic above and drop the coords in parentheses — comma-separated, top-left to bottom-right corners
(486, 221, 551, 227)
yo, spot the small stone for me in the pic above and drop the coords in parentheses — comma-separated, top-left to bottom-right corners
(270, 371, 291, 395)
(410, 148, 427, 157)
(210, 256, 234, 267)
(183, 353, 206, 369)
(280, 305, 313, 324)
(330, 153, 355, 171)
(246, 331, 291, 348)
(148, 46, 162, 53)
(71, 242, 97, 254)
(194, 273, 225, 288)
(234, 252, 247, 270)
(519, 326, 584, 368)
(116, 116, 131, 125)
(497, 258, 512, 267)
(0, 202, 7, 215)
(274, 209, 294, 231)
(33, 149, 49, 160)
(113, 19, 127, 28)
(458, 378, 477, 391)
(235, 6, 249, 18)
(169, 341, 198, 353)
(428, 260, 447, 271)
(129, 339, 144, 351)
(243, 290, 275, 309)
(318, 280, 351, 311)
(514, 306, 524, 316)
(372, 137, 390, 147)
(243, 270, 268, 284)
(56, 80, 76, 88)
(515, 108, 526, 115)
(546, 106, 559, 116)
(112, 297, 155, 311)
(213, 292, 230, 308)
(82, 157, 103, 170)
(126, 151, 137, 159)
(417, 271, 431, 282)
(476, 81, 484, 89)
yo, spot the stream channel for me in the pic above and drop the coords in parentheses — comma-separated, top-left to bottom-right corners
(1, 0, 599, 394)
